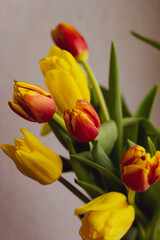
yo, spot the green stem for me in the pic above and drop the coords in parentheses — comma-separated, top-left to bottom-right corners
(58, 176, 90, 203)
(53, 113, 67, 131)
(81, 60, 110, 122)
(128, 190, 135, 205)
(128, 190, 148, 238)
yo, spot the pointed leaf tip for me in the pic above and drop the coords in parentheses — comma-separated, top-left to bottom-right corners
(13, 79, 18, 83)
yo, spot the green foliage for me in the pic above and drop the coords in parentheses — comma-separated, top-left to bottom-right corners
(97, 120, 117, 154)
(108, 41, 123, 166)
(131, 31, 160, 50)
(51, 35, 160, 239)
(75, 179, 105, 198)
(134, 84, 159, 119)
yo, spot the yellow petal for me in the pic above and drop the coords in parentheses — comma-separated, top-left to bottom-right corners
(75, 192, 127, 215)
(14, 138, 31, 152)
(48, 46, 76, 66)
(20, 128, 62, 170)
(15, 82, 51, 97)
(79, 216, 97, 240)
(40, 123, 52, 136)
(1, 144, 17, 162)
(15, 150, 62, 184)
(104, 205, 135, 240)
(45, 69, 83, 113)
(48, 47, 90, 100)
(8, 100, 35, 121)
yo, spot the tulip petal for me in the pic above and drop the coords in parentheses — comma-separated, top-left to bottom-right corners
(15, 150, 61, 184)
(122, 164, 149, 192)
(48, 46, 90, 102)
(1, 144, 17, 162)
(14, 82, 52, 97)
(20, 128, 63, 170)
(8, 100, 35, 122)
(79, 216, 93, 240)
(104, 205, 135, 240)
(40, 123, 52, 136)
(45, 69, 83, 113)
(74, 192, 127, 215)
(73, 113, 99, 142)
(24, 92, 56, 123)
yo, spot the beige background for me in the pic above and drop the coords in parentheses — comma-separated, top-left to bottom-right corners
(0, 0, 160, 239)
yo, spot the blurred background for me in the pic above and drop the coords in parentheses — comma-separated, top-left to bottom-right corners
(0, 0, 160, 239)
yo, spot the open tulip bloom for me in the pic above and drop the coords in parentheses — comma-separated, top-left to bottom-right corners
(1, 22, 160, 240)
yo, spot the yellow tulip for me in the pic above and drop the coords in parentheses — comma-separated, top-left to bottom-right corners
(75, 192, 135, 240)
(39, 46, 90, 113)
(1, 129, 62, 184)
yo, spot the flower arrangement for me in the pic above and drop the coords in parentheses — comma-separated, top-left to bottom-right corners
(1, 22, 160, 240)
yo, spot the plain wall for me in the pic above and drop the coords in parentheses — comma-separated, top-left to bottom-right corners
(0, 0, 160, 239)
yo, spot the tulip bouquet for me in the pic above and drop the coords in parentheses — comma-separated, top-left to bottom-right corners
(1, 23, 160, 240)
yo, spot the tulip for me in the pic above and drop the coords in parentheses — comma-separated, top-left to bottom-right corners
(51, 22, 88, 61)
(8, 82, 56, 123)
(75, 192, 135, 240)
(120, 145, 160, 192)
(39, 46, 90, 113)
(1, 129, 62, 184)
(63, 99, 100, 143)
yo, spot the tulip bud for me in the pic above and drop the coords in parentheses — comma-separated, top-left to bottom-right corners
(51, 22, 88, 61)
(39, 46, 90, 114)
(8, 82, 56, 123)
(63, 99, 100, 143)
(75, 192, 135, 240)
(1, 129, 63, 184)
(120, 145, 160, 192)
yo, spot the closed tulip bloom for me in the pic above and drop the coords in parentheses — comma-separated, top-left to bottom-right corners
(63, 99, 100, 143)
(51, 22, 88, 61)
(39, 46, 90, 113)
(1, 129, 62, 184)
(75, 192, 135, 240)
(120, 145, 160, 192)
(8, 82, 56, 123)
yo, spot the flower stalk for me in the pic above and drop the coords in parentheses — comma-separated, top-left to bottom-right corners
(58, 176, 90, 203)
(81, 59, 110, 122)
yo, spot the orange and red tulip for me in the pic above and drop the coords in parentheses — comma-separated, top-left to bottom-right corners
(120, 145, 160, 192)
(63, 99, 100, 143)
(8, 82, 56, 123)
(51, 22, 88, 61)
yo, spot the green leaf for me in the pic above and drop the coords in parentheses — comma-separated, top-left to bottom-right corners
(127, 139, 137, 148)
(130, 31, 160, 50)
(123, 118, 139, 147)
(134, 84, 159, 119)
(101, 86, 132, 117)
(75, 179, 105, 199)
(121, 95, 132, 117)
(138, 119, 160, 151)
(123, 117, 160, 151)
(108, 41, 123, 166)
(66, 139, 95, 185)
(48, 118, 74, 150)
(13, 79, 18, 83)
(142, 181, 160, 220)
(71, 153, 123, 191)
(122, 227, 138, 240)
(147, 137, 156, 156)
(97, 120, 117, 154)
(48, 119, 89, 153)
(92, 139, 116, 174)
(60, 156, 72, 172)
(146, 205, 160, 240)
